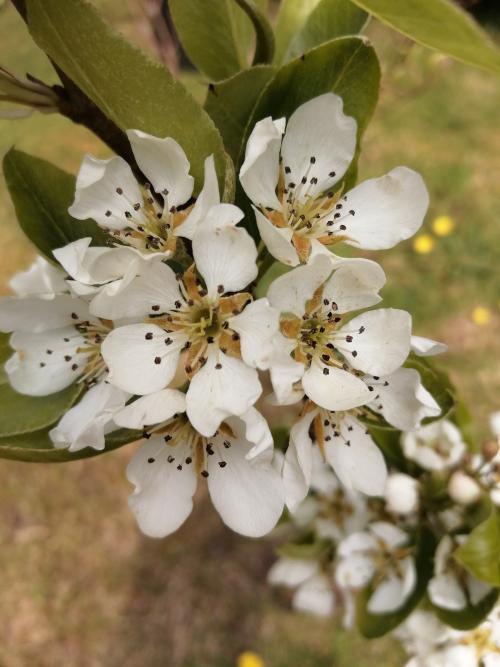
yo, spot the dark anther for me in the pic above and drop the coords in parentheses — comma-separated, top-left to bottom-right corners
(323, 367, 330, 375)
(154, 356, 162, 364)
(147, 457, 155, 463)
(145, 332, 153, 340)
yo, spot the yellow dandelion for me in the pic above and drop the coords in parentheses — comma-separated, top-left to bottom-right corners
(237, 651, 265, 667)
(432, 215, 455, 237)
(472, 306, 492, 326)
(413, 233, 435, 254)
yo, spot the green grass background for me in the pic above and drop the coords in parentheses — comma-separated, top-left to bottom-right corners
(0, 2, 498, 665)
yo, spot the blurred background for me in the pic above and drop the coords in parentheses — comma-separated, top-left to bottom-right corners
(0, 1, 499, 665)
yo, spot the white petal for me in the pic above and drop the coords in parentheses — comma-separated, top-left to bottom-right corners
(101, 324, 184, 395)
(302, 361, 371, 411)
(113, 388, 186, 429)
(370, 367, 441, 431)
(342, 167, 429, 250)
(322, 258, 386, 314)
(283, 410, 316, 511)
(428, 573, 467, 611)
(69, 155, 144, 228)
(411, 335, 448, 357)
(9, 256, 66, 297)
(50, 382, 128, 452)
(126, 437, 197, 537)
(7, 327, 88, 395)
(368, 559, 415, 614)
(254, 207, 299, 266)
(207, 434, 284, 537)
(186, 349, 261, 436)
(281, 94, 356, 199)
(127, 129, 194, 207)
(175, 154, 220, 240)
(335, 553, 375, 589)
(324, 414, 387, 496)
(237, 407, 274, 460)
(293, 574, 335, 617)
(466, 574, 491, 606)
(89, 259, 181, 320)
(384, 472, 419, 515)
(336, 309, 411, 376)
(268, 557, 318, 587)
(268, 333, 305, 405)
(267, 254, 333, 317)
(240, 116, 285, 210)
(402, 419, 466, 471)
(228, 298, 279, 370)
(0, 293, 88, 333)
(192, 216, 258, 297)
(370, 521, 409, 548)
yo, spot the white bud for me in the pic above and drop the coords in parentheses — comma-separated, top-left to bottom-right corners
(384, 473, 419, 515)
(448, 471, 481, 505)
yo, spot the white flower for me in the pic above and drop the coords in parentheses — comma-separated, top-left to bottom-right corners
(114, 389, 283, 538)
(267, 254, 411, 411)
(402, 419, 466, 471)
(267, 557, 335, 617)
(50, 381, 129, 452)
(240, 93, 428, 266)
(411, 335, 448, 357)
(100, 206, 279, 436)
(384, 473, 419, 515)
(395, 610, 451, 665)
(428, 536, 491, 612)
(8, 255, 67, 298)
(448, 471, 482, 506)
(69, 130, 219, 255)
(0, 260, 112, 397)
(335, 521, 416, 614)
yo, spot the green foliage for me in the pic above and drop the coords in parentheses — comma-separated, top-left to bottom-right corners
(285, 0, 368, 61)
(233, 0, 275, 65)
(368, 425, 408, 472)
(25, 0, 227, 191)
(434, 589, 499, 631)
(3, 149, 107, 260)
(356, 528, 437, 638)
(169, 0, 269, 80)
(455, 507, 500, 587)
(350, 0, 500, 74)
(0, 424, 141, 463)
(273, 0, 322, 64)
(205, 65, 275, 164)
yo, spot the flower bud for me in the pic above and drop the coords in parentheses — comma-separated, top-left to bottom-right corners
(448, 471, 482, 505)
(482, 439, 499, 462)
(384, 473, 419, 515)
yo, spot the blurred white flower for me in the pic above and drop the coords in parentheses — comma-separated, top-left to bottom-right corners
(268, 557, 335, 617)
(384, 473, 419, 515)
(402, 419, 466, 471)
(448, 471, 482, 506)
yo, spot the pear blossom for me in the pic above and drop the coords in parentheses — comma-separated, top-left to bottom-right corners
(267, 557, 335, 617)
(100, 204, 279, 436)
(395, 611, 451, 666)
(0, 257, 111, 396)
(69, 129, 219, 255)
(335, 521, 417, 614)
(384, 473, 420, 515)
(428, 535, 492, 612)
(113, 388, 284, 538)
(402, 419, 466, 471)
(448, 471, 482, 506)
(240, 93, 428, 266)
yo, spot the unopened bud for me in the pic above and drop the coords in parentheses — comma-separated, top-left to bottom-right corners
(448, 471, 482, 505)
(0, 65, 59, 119)
(384, 473, 419, 515)
(483, 439, 499, 462)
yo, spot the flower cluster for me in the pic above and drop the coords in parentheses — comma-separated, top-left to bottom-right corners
(0, 94, 440, 541)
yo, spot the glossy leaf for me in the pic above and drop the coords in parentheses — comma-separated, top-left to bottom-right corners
(455, 507, 500, 587)
(356, 527, 436, 638)
(26, 0, 226, 190)
(350, 0, 500, 74)
(0, 424, 141, 463)
(286, 0, 368, 61)
(434, 589, 498, 631)
(205, 65, 275, 164)
(3, 149, 107, 260)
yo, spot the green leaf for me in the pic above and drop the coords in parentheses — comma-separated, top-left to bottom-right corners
(455, 507, 500, 587)
(26, 0, 226, 190)
(0, 383, 82, 437)
(356, 527, 437, 638)
(205, 65, 276, 164)
(0, 425, 141, 463)
(233, 0, 275, 65)
(350, 0, 500, 75)
(434, 589, 498, 631)
(277, 538, 331, 560)
(3, 149, 107, 260)
(273, 0, 322, 65)
(286, 0, 368, 62)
